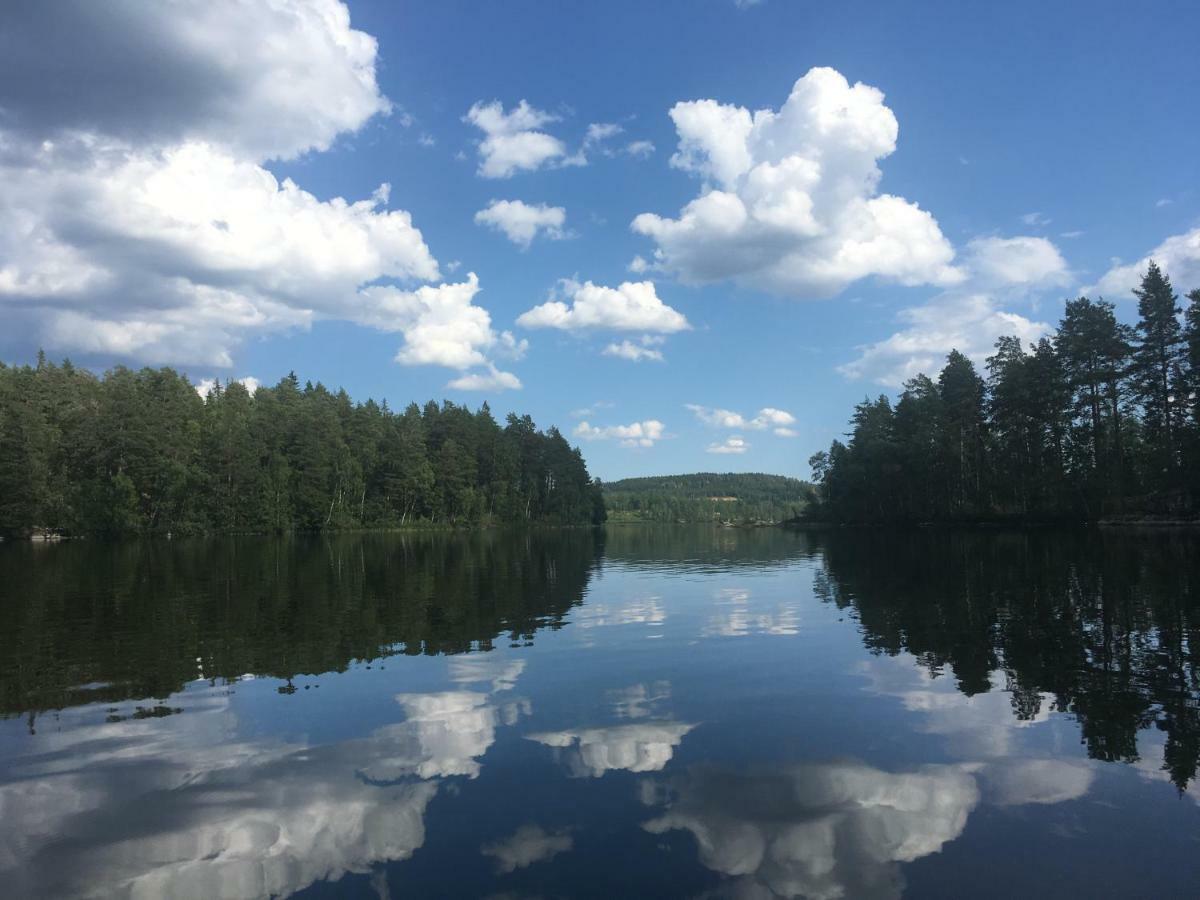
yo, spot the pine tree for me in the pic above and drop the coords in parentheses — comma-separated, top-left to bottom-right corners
(1130, 262, 1186, 486)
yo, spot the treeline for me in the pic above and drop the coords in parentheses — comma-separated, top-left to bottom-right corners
(604, 472, 814, 524)
(0, 360, 605, 535)
(808, 263, 1200, 522)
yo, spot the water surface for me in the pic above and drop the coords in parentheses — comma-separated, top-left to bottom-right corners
(2, 526, 1199, 898)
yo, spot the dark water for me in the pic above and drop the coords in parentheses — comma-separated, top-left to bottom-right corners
(3, 526, 1200, 899)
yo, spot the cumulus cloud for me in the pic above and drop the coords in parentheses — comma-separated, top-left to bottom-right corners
(966, 236, 1070, 288)
(603, 335, 666, 362)
(838, 235, 1067, 387)
(518, 280, 689, 333)
(464, 100, 568, 178)
(0, 1, 517, 384)
(474, 199, 568, 249)
(838, 293, 1051, 388)
(707, 436, 749, 454)
(573, 419, 667, 448)
(527, 722, 695, 778)
(481, 825, 573, 874)
(685, 404, 796, 434)
(446, 364, 522, 392)
(195, 376, 260, 399)
(357, 274, 522, 382)
(1090, 227, 1200, 299)
(0, 0, 391, 162)
(632, 67, 961, 298)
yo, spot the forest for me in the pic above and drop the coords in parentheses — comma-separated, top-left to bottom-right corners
(603, 472, 814, 524)
(807, 263, 1200, 523)
(0, 362, 605, 536)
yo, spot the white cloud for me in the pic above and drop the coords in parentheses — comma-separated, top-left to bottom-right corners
(1020, 211, 1051, 227)
(474, 199, 568, 249)
(359, 274, 520, 377)
(445, 364, 522, 392)
(573, 419, 667, 448)
(0, 1, 516, 384)
(685, 404, 796, 432)
(707, 436, 749, 454)
(585, 122, 623, 146)
(527, 722, 695, 778)
(632, 67, 962, 298)
(481, 825, 573, 874)
(0, 0, 390, 162)
(838, 292, 1051, 388)
(838, 235, 1067, 387)
(569, 401, 614, 419)
(966, 236, 1070, 288)
(1156, 197, 1173, 208)
(518, 280, 690, 333)
(195, 376, 260, 399)
(1090, 226, 1200, 299)
(464, 100, 567, 178)
(603, 335, 666, 362)
(625, 140, 656, 158)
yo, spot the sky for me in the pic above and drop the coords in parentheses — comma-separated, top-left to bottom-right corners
(1, 0, 1198, 481)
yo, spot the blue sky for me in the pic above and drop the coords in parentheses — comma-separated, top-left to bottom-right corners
(1, 0, 1198, 480)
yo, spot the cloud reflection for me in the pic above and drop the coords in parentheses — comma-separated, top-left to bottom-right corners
(643, 760, 978, 900)
(703, 588, 800, 638)
(481, 824, 573, 873)
(0, 656, 531, 898)
(527, 722, 695, 778)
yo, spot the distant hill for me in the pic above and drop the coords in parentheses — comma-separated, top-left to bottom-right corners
(602, 472, 814, 524)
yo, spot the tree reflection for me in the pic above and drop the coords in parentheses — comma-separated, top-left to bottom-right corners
(812, 529, 1200, 790)
(0, 529, 602, 717)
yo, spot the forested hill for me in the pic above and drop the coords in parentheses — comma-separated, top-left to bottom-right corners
(603, 473, 814, 524)
(807, 262, 1200, 523)
(0, 359, 605, 536)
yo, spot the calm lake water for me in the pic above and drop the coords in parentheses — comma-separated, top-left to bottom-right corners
(3, 526, 1200, 898)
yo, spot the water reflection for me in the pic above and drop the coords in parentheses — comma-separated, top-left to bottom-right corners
(1, 657, 535, 898)
(642, 761, 981, 900)
(812, 529, 1200, 790)
(1, 686, 440, 898)
(2, 526, 1200, 897)
(642, 755, 1101, 899)
(481, 824, 573, 874)
(0, 530, 602, 718)
(528, 722, 695, 778)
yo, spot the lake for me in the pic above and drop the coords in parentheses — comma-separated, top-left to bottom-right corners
(2, 526, 1199, 898)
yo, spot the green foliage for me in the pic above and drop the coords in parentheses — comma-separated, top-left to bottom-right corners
(603, 472, 814, 524)
(810, 262, 1199, 522)
(0, 361, 605, 536)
